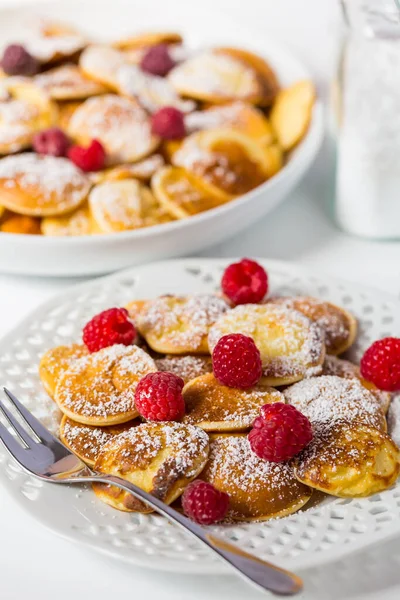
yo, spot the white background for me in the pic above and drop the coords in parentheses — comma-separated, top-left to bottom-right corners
(0, 1, 399, 599)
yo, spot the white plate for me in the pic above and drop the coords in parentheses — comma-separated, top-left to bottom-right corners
(0, 0, 323, 277)
(0, 258, 399, 574)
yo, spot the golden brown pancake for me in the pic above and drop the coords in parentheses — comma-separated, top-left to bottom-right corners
(59, 415, 138, 466)
(208, 304, 325, 386)
(137, 294, 230, 354)
(200, 434, 312, 521)
(39, 343, 88, 399)
(54, 344, 157, 425)
(67, 94, 159, 166)
(270, 80, 315, 150)
(41, 204, 92, 236)
(182, 373, 283, 431)
(0, 78, 58, 154)
(0, 153, 91, 217)
(294, 422, 400, 498)
(172, 129, 276, 197)
(93, 422, 209, 512)
(35, 64, 107, 100)
(268, 296, 357, 355)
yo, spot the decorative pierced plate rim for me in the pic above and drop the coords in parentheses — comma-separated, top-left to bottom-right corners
(0, 258, 399, 575)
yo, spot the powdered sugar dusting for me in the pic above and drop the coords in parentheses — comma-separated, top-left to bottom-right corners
(100, 422, 209, 479)
(68, 95, 155, 164)
(322, 355, 392, 412)
(56, 344, 156, 418)
(26, 35, 86, 62)
(139, 295, 230, 351)
(156, 355, 212, 383)
(0, 98, 40, 148)
(284, 375, 384, 431)
(269, 296, 354, 354)
(61, 419, 133, 463)
(168, 51, 258, 98)
(0, 153, 90, 204)
(118, 64, 195, 114)
(208, 304, 324, 380)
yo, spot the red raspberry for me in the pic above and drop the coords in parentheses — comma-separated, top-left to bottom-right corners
(212, 333, 262, 389)
(82, 307, 136, 353)
(360, 337, 400, 391)
(151, 107, 186, 140)
(68, 139, 106, 171)
(1, 44, 39, 76)
(33, 127, 70, 157)
(140, 43, 175, 77)
(248, 403, 313, 462)
(221, 258, 268, 305)
(135, 372, 185, 421)
(181, 480, 229, 525)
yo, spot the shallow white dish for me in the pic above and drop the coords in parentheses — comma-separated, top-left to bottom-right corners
(0, 258, 399, 574)
(0, 0, 323, 277)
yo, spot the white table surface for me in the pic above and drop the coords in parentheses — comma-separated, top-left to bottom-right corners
(1, 0, 400, 598)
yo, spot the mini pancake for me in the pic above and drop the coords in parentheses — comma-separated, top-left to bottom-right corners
(284, 375, 386, 432)
(35, 64, 107, 100)
(137, 294, 230, 354)
(79, 45, 129, 90)
(294, 421, 400, 498)
(0, 153, 91, 217)
(94, 155, 165, 184)
(67, 94, 159, 166)
(270, 80, 315, 151)
(168, 48, 278, 106)
(89, 179, 173, 233)
(39, 343, 89, 398)
(117, 64, 196, 114)
(0, 213, 41, 234)
(172, 129, 275, 197)
(156, 355, 212, 384)
(0, 78, 58, 154)
(216, 47, 279, 105)
(26, 32, 87, 65)
(268, 295, 357, 355)
(41, 204, 91, 236)
(185, 101, 275, 147)
(151, 166, 230, 219)
(208, 304, 325, 386)
(125, 299, 149, 322)
(322, 355, 392, 414)
(59, 415, 138, 466)
(93, 422, 209, 512)
(54, 344, 157, 425)
(113, 31, 183, 51)
(182, 373, 283, 431)
(200, 434, 312, 521)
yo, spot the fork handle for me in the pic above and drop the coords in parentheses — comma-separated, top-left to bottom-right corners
(85, 474, 303, 596)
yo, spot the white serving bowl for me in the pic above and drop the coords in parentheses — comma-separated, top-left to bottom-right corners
(0, 0, 323, 276)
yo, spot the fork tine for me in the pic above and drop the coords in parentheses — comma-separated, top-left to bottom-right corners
(0, 421, 28, 465)
(0, 399, 35, 447)
(3, 388, 56, 444)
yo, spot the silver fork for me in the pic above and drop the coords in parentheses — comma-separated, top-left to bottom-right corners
(0, 388, 302, 597)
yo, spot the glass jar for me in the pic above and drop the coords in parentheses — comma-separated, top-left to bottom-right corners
(335, 0, 400, 238)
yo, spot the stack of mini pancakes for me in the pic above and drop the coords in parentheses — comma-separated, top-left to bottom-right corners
(0, 20, 315, 236)
(38, 292, 400, 522)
